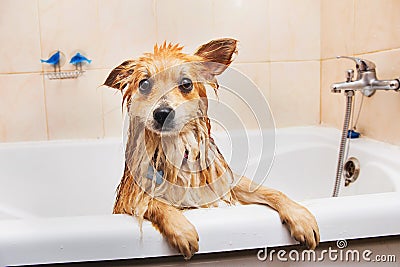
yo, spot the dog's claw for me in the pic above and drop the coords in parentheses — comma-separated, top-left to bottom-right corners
(182, 231, 199, 260)
(162, 215, 199, 260)
(279, 202, 320, 250)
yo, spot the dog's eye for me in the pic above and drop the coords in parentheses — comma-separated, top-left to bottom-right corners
(179, 78, 193, 93)
(138, 79, 152, 94)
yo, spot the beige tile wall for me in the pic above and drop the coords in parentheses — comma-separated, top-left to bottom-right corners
(0, 73, 47, 142)
(0, 0, 321, 142)
(0, 0, 42, 73)
(321, 0, 400, 144)
(270, 61, 320, 127)
(269, 0, 320, 61)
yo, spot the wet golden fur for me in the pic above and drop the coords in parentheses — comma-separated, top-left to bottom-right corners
(104, 38, 320, 259)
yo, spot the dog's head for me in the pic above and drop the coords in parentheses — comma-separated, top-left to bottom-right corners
(104, 38, 237, 135)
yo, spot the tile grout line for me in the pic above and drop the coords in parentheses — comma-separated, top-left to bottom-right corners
(352, 0, 356, 57)
(0, 67, 113, 75)
(97, 0, 106, 139)
(320, 46, 400, 62)
(319, 1, 323, 125)
(36, 0, 50, 141)
(153, 0, 159, 43)
(319, 59, 323, 125)
(0, 59, 344, 76)
(266, 0, 276, 128)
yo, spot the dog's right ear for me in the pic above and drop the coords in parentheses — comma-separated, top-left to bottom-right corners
(103, 60, 135, 90)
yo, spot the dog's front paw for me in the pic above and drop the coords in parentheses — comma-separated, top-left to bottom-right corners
(163, 215, 199, 260)
(279, 202, 320, 249)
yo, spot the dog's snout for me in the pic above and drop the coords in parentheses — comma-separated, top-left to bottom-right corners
(153, 107, 175, 126)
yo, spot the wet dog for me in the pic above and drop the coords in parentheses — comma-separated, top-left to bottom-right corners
(104, 38, 320, 259)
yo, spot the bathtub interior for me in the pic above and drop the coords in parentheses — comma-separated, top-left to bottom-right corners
(0, 140, 124, 219)
(218, 127, 398, 201)
(0, 126, 398, 220)
(263, 143, 398, 201)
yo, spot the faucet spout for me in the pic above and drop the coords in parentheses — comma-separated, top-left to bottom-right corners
(331, 80, 367, 93)
(331, 78, 400, 95)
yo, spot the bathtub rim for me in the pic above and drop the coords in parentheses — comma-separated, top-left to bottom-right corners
(0, 191, 399, 266)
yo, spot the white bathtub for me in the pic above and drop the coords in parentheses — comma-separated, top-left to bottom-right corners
(0, 127, 399, 266)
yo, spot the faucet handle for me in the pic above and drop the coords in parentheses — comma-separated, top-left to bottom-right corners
(337, 56, 376, 71)
(345, 69, 354, 82)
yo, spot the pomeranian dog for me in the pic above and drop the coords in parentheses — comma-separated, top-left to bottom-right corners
(104, 38, 319, 259)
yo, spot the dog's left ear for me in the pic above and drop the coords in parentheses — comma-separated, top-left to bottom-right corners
(194, 38, 238, 76)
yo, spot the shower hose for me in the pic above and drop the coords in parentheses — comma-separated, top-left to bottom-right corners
(332, 91, 354, 197)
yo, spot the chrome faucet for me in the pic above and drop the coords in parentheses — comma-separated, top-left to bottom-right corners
(331, 56, 400, 97)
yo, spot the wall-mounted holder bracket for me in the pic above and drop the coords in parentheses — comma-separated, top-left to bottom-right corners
(40, 51, 91, 80)
(44, 70, 84, 80)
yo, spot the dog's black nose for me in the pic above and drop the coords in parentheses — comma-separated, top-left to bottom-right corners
(153, 107, 175, 126)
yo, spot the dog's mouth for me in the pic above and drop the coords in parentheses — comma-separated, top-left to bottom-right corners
(151, 121, 176, 133)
